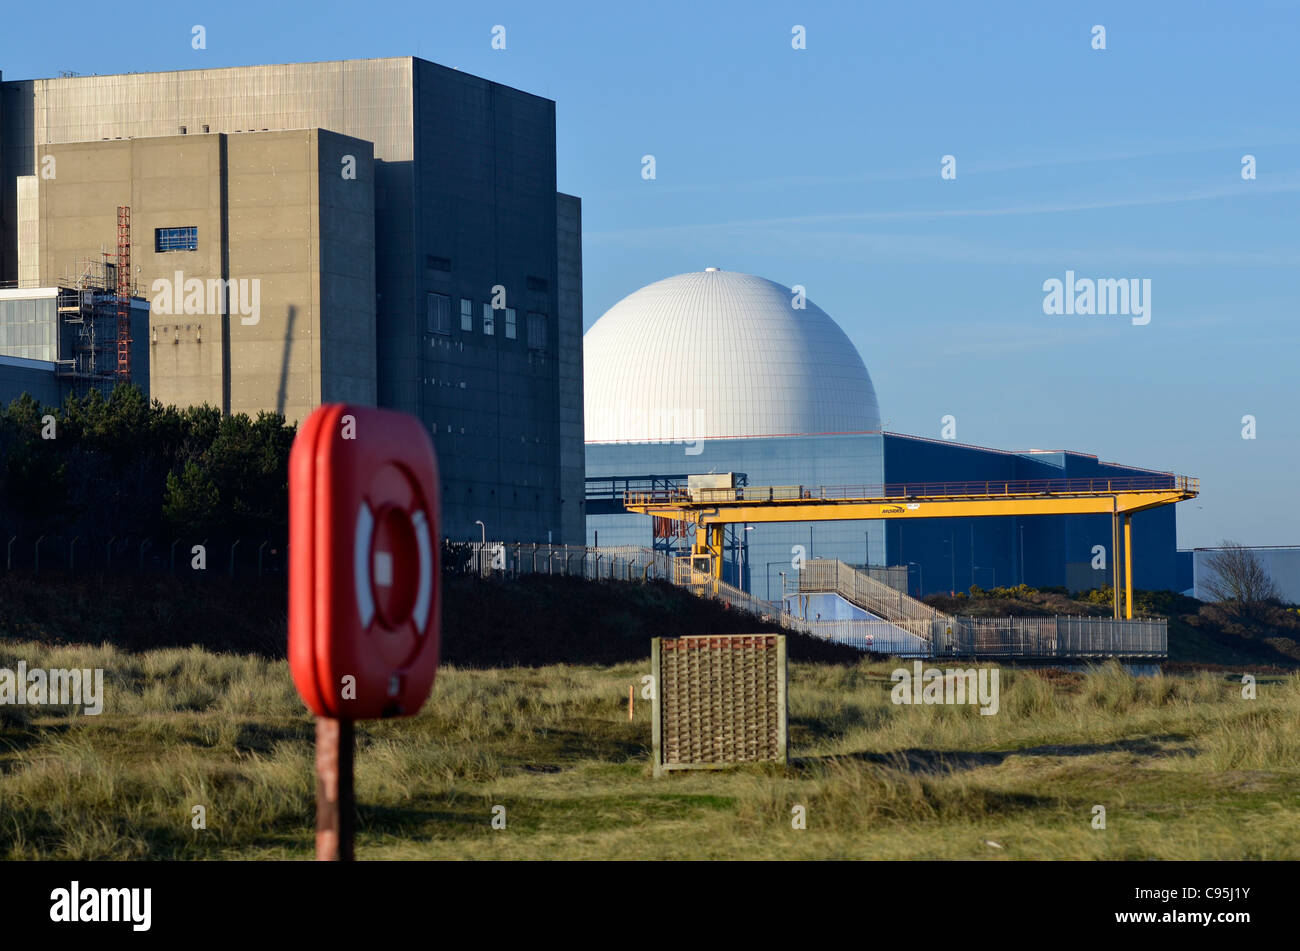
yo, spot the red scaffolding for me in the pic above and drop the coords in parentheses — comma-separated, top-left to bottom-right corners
(115, 205, 132, 382)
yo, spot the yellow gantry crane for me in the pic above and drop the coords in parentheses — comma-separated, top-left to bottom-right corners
(624, 473, 1199, 619)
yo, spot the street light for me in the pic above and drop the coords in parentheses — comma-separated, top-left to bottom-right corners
(942, 535, 956, 593)
(742, 524, 755, 591)
(906, 561, 923, 599)
(474, 520, 486, 574)
(766, 561, 785, 603)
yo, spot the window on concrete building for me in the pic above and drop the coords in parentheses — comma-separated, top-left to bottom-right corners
(155, 227, 198, 252)
(505, 307, 517, 339)
(526, 276, 548, 292)
(460, 298, 473, 331)
(527, 312, 547, 352)
(482, 302, 495, 336)
(426, 255, 452, 272)
(427, 293, 451, 335)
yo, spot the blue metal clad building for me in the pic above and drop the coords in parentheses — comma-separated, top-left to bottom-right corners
(584, 269, 1180, 598)
(0, 353, 61, 407)
(587, 434, 886, 599)
(0, 287, 150, 405)
(880, 434, 1177, 594)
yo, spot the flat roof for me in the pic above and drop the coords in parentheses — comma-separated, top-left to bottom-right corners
(2, 55, 554, 106)
(0, 353, 58, 372)
(1183, 545, 1300, 552)
(0, 286, 148, 307)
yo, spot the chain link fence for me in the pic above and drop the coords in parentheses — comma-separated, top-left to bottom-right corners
(0, 532, 286, 577)
(449, 542, 675, 582)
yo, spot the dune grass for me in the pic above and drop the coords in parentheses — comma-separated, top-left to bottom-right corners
(1, 640, 1297, 860)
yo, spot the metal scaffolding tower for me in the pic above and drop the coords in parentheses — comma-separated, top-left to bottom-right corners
(116, 206, 132, 383)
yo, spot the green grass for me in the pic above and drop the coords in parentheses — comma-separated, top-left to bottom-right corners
(2, 641, 1298, 860)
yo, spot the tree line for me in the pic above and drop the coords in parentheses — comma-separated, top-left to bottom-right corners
(0, 386, 294, 551)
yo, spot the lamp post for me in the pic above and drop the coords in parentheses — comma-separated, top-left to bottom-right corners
(943, 535, 956, 593)
(907, 561, 923, 599)
(766, 561, 784, 603)
(742, 524, 754, 592)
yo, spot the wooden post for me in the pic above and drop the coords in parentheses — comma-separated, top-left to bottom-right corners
(628, 684, 634, 722)
(650, 639, 662, 778)
(316, 716, 355, 861)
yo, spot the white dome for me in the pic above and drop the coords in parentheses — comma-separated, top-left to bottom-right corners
(584, 269, 881, 442)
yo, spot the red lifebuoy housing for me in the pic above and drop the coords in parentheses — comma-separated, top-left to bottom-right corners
(289, 404, 441, 718)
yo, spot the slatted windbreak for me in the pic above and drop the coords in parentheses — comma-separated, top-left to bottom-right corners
(651, 635, 787, 776)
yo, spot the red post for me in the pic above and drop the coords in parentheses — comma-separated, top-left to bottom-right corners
(316, 716, 355, 861)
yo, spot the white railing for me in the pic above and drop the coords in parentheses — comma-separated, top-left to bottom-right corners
(451, 543, 1166, 659)
(798, 559, 952, 627)
(929, 616, 1167, 658)
(787, 618, 932, 657)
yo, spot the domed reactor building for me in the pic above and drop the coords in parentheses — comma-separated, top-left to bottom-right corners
(584, 268, 1178, 601)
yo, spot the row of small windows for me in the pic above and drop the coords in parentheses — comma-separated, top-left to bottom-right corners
(155, 226, 198, 252)
(427, 293, 547, 351)
(423, 257, 550, 295)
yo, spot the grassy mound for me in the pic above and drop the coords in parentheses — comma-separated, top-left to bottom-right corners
(1, 641, 1296, 860)
(0, 572, 862, 667)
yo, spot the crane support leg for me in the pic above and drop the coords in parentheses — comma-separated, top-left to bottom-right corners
(1111, 511, 1121, 619)
(691, 523, 726, 584)
(710, 524, 723, 579)
(1124, 514, 1133, 620)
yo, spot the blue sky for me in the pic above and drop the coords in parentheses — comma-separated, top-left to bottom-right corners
(4, 0, 1297, 547)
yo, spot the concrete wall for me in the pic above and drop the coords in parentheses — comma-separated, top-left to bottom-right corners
(36, 135, 224, 410)
(30, 130, 374, 424)
(556, 193, 586, 544)
(317, 129, 377, 406)
(0, 58, 409, 412)
(411, 58, 568, 542)
(16, 175, 37, 286)
(223, 128, 376, 420)
(0, 69, 7, 279)
(0, 58, 581, 543)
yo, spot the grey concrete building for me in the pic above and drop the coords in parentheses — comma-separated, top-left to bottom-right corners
(0, 58, 586, 543)
(22, 129, 376, 423)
